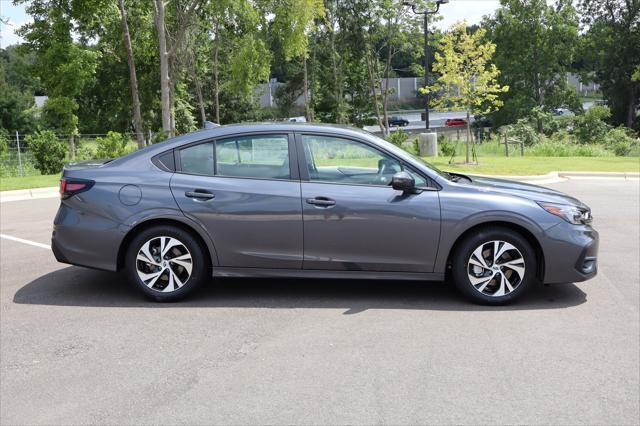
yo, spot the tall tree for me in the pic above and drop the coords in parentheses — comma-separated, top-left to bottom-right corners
(578, 0, 640, 128)
(118, 0, 145, 148)
(423, 22, 509, 163)
(152, 0, 172, 136)
(272, 0, 325, 122)
(485, 0, 581, 128)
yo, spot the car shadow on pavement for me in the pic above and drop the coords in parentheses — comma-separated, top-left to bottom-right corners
(13, 266, 587, 312)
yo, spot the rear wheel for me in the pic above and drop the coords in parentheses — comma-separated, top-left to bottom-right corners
(451, 228, 537, 305)
(125, 226, 208, 302)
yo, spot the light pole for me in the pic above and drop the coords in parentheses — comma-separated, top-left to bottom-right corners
(404, 0, 448, 130)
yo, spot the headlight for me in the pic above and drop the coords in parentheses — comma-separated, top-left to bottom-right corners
(537, 201, 592, 225)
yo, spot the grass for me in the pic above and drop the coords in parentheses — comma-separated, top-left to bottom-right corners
(0, 174, 60, 191)
(425, 156, 640, 176)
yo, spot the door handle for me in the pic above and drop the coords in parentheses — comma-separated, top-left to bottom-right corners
(185, 190, 215, 200)
(306, 197, 336, 207)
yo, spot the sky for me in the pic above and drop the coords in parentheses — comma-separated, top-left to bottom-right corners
(0, 0, 502, 49)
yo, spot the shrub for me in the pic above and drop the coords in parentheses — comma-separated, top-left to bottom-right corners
(386, 128, 409, 147)
(439, 137, 456, 158)
(509, 119, 540, 146)
(573, 106, 611, 144)
(0, 128, 9, 157)
(602, 127, 639, 157)
(526, 139, 613, 157)
(26, 130, 67, 174)
(95, 132, 132, 159)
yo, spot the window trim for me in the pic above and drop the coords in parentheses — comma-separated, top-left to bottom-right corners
(294, 131, 439, 190)
(174, 131, 299, 182)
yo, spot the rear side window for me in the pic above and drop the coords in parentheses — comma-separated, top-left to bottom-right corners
(180, 142, 214, 176)
(215, 135, 290, 180)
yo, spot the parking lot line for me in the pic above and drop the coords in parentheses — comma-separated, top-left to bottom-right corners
(0, 233, 51, 250)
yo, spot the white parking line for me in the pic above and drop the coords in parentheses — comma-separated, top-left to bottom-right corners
(0, 234, 51, 250)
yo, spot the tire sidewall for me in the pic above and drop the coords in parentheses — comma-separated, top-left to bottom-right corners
(125, 226, 207, 302)
(452, 228, 537, 305)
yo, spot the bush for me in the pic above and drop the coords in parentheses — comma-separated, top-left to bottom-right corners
(602, 127, 640, 156)
(0, 129, 9, 157)
(26, 130, 67, 174)
(574, 106, 611, 144)
(526, 139, 613, 157)
(439, 137, 456, 158)
(95, 132, 132, 159)
(386, 128, 409, 147)
(509, 119, 540, 146)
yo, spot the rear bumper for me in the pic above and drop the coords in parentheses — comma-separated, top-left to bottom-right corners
(52, 203, 127, 272)
(542, 222, 599, 284)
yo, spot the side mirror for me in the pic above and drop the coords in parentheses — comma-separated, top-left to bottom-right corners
(391, 171, 415, 192)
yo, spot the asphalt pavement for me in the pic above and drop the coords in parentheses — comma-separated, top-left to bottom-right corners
(0, 179, 638, 425)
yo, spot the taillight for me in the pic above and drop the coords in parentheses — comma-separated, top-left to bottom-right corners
(60, 178, 94, 199)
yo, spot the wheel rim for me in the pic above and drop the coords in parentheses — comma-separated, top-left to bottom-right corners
(135, 236, 193, 293)
(467, 240, 525, 297)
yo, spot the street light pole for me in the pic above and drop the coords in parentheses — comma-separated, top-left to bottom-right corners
(404, 0, 448, 131)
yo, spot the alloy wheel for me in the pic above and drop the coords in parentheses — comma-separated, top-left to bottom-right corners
(467, 240, 525, 297)
(135, 236, 193, 293)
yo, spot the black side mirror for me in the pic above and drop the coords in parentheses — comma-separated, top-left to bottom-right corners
(391, 171, 415, 192)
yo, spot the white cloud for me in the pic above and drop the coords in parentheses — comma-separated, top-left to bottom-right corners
(433, 0, 501, 30)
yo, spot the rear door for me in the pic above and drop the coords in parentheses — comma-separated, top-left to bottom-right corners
(170, 132, 303, 269)
(298, 133, 441, 272)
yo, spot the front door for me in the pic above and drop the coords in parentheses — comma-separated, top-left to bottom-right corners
(170, 133, 303, 269)
(298, 133, 441, 272)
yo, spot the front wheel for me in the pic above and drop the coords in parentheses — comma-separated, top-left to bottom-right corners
(451, 228, 537, 305)
(125, 226, 208, 302)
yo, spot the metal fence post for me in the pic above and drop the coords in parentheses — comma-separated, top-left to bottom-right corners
(15, 131, 24, 176)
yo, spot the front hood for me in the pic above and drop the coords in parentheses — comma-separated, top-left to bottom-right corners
(462, 174, 587, 208)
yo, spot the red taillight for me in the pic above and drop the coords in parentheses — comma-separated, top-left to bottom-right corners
(60, 178, 94, 199)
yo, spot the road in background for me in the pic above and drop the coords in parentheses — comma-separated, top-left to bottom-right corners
(1, 179, 638, 425)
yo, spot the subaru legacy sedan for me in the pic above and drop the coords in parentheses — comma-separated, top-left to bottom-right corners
(52, 123, 598, 304)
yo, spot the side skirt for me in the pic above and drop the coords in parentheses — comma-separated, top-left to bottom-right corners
(211, 267, 445, 282)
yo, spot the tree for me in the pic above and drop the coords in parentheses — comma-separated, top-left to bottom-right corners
(152, 0, 172, 136)
(485, 0, 581, 129)
(423, 22, 509, 163)
(118, 0, 146, 148)
(272, 0, 325, 122)
(578, 0, 640, 128)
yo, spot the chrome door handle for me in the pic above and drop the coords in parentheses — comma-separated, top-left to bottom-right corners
(185, 190, 215, 200)
(306, 197, 336, 207)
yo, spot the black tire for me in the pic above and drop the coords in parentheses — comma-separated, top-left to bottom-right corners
(451, 227, 537, 305)
(125, 225, 208, 302)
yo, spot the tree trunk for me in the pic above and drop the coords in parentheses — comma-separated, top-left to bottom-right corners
(465, 110, 471, 164)
(153, 0, 172, 137)
(118, 0, 145, 149)
(329, 21, 342, 123)
(365, 49, 385, 136)
(627, 90, 637, 128)
(213, 21, 220, 124)
(69, 134, 75, 160)
(303, 55, 311, 122)
(382, 42, 393, 137)
(194, 75, 206, 127)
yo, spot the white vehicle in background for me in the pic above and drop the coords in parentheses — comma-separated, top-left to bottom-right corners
(288, 116, 307, 123)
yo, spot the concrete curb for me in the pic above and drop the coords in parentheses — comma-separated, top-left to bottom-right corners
(0, 171, 637, 203)
(0, 187, 59, 203)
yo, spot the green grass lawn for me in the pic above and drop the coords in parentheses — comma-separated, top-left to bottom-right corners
(0, 174, 60, 191)
(425, 156, 640, 176)
(0, 156, 638, 191)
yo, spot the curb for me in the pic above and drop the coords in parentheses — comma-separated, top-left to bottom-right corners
(0, 171, 638, 203)
(0, 187, 59, 203)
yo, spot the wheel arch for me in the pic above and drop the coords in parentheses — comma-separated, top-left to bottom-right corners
(444, 221, 545, 282)
(117, 217, 218, 271)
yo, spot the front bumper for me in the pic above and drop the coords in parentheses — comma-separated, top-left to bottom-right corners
(542, 221, 599, 284)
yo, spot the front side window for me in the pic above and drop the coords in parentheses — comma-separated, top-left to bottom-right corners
(216, 135, 290, 180)
(302, 135, 403, 186)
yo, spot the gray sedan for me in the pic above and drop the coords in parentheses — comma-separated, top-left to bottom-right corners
(52, 123, 598, 304)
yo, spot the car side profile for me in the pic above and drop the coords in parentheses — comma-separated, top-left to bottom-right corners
(445, 118, 467, 127)
(388, 116, 409, 127)
(52, 123, 598, 304)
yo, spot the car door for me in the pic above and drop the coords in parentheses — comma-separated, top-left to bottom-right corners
(170, 132, 303, 269)
(298, 133, 441, 273)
